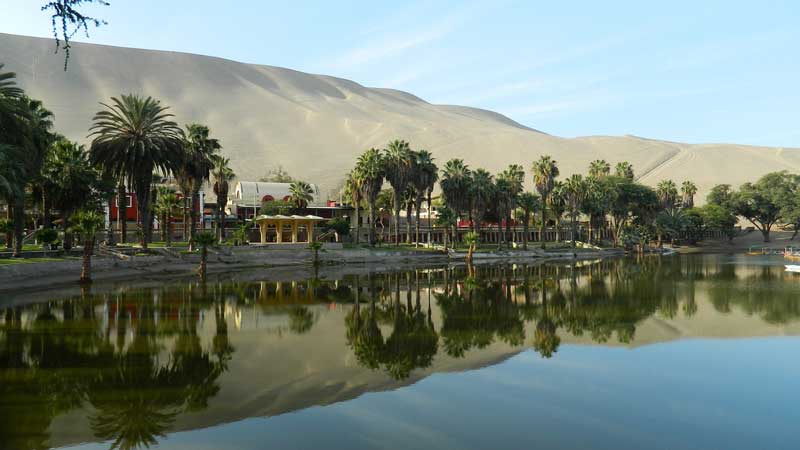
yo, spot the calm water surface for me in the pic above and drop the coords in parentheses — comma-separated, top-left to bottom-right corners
(1, 254, 799, 450)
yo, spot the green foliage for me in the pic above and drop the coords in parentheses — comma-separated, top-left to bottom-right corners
(0, 219, 13, 234)
(699, 204, 737, 240)
(289, 180, 315, 208)
(70, 210, 105, 238)
(730, 171, 789, 240)
(321, 217, 350, 236)
(232, 222, 250, 245)
(259, 165, 294, 183)
(259, 199, 293, 216)
(464, 231, 479, 247)
(35, 228, 59, 244)
(194, 231, 216, 248)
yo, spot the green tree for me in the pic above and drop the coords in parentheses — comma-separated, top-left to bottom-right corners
(615, 161, 635, 179)
(42, 0, 110, 70)
(194, 231, 216, 282)
(211, 156, 235, 242)
(383, 140, 414, 245)
(589, 159, 611, 178)
(498, 164, 525, 247)
(656, 180, 679, 211)
(517, 192, 539, 250)
(70, 210, 105, 283)
(289, 180, 315, 208)
(699, 204, 737, 242)
(469, 169, 495, 237)
(178, 123, 221, 250)
(731, 172, 789, 242)
(354, 148, 384, 246)
(681, 181, 698, 209)
(440, 159, 472, 238)
(563, 174, 587, 247)
(344, 170, 362, 244)
(532, 155, 559, 248)
(154, 187, 180, 245)
(435, 206, 457, 250)
(411, 150, 438, 247)
(89, 95, 184, 250)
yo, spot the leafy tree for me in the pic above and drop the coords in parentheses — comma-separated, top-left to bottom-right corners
(699, 204, 737, 242)
(259, 199, 292, 215)
(581, 176, 613, 244)
(89, 95, 184, 250)
(730, 172, 790, 242)
(607, 176, 658, 246)
(435, 206, 457, 249)
(259, 165, 294, 182)
(707, 184, 734, 208)
(532, 155, 559, 248)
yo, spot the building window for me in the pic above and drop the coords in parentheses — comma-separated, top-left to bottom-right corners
(115, 195, 133, 208)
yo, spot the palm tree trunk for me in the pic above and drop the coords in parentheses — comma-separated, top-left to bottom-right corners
(405, 202, 413, 244)
(505, 212, 512, 248)
(415, 205, 421, 248)
(166, 219, 173, 246)
(106, 193, 116, 246)
(393, 193, 401, 246)
(427, 191, 433, 245)
(199, 246, 207, 282)
(80, 238, 93, 283)
(117, 183, 127, 244)
(368, 203, 376, 246)
(6, 200, 13, 249)
(523, 212, 529, 250)
(161, 212, 168, 242)
(42, 189, 52, 229)
(571, 213, 578, 248)
(353, 201, 360, 244)
(62, 210, 72, 251)
(137, 182, 152, 250)
(12, 193, 24, 258)
(540, 201, 547, 249)
(182, 195, 189, 242)
(189, 190, 198, 251)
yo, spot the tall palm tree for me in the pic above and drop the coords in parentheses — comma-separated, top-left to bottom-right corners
(194, 231, 216, 282)
(355, 148, 384, 246)
(211, 155, 235, 242)
(532, 155, 559, 249)
(681, 180, 697, 209)
(440, 159, 471, 242)
(9, 98, 55, 257)
(656, 179, 679, 211)
(549, 181, 566, 242)
(589, 159, 611, 178)
(382, 140, 414, 245)
(178, 123, 220, 250)
(469, 169, 494, 238)
(344, 170, 362, 244)
(615, 161, 634, 179)
(517, 192, 539, 250)
(563, 174, 587, 247)
(499, 164, 524, 246)
(411, 150, 437, 247)
(89, 95, 184, 250)
(289, 180, 315, 208)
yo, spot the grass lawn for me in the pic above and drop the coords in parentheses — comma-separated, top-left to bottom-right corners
(117, 241, 190, 249)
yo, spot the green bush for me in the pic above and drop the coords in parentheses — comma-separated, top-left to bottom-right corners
(35, 228, 59, 245)
(322, 217, 350, 236)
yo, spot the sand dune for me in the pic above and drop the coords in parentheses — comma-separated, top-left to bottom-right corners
(3, 32, 799, 200)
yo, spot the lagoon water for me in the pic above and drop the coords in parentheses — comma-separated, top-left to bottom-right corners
(1, 255, 798, 450)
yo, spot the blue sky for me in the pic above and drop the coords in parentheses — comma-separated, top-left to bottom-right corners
(3, 1, 799, 146)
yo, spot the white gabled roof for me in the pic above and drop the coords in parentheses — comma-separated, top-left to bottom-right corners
(233, 181, 322, 206)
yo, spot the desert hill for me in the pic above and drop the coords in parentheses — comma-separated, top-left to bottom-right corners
(3, 32, 799, 200)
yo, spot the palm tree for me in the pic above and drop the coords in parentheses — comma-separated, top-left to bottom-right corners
(42, 138, 98, 250)
(615, 161, 634, 179)
(89, 95, 184, 250)
(469, 169, 494, 238)
(178, 123, 220, 250)
(344, 170, 362, 244)
(411, 150, 437, 247)
(464, 231, 478, 264)
(498, 164, 525, 246)
(211, 155, 235, 242)
(681, 181, 697, 209)
(563, 174, 587, 247)
(154, 187, 180, 246)
(589, 159, 611, 178)
(494, 176, 513, 248)
(435, 206, 457, 250)
(289, 180, 315, 208)
(383, 140, 414, 245)
(532, 155, 559, 249)
(354, 148, 384, 246)
(656, 180, 679, 211)
(517, 192, 540, 250)
(549, 181, 566, 242)
(70, 210, 105, 283)
(194, 231, 216, 282)
(440, 159, 471, 242)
